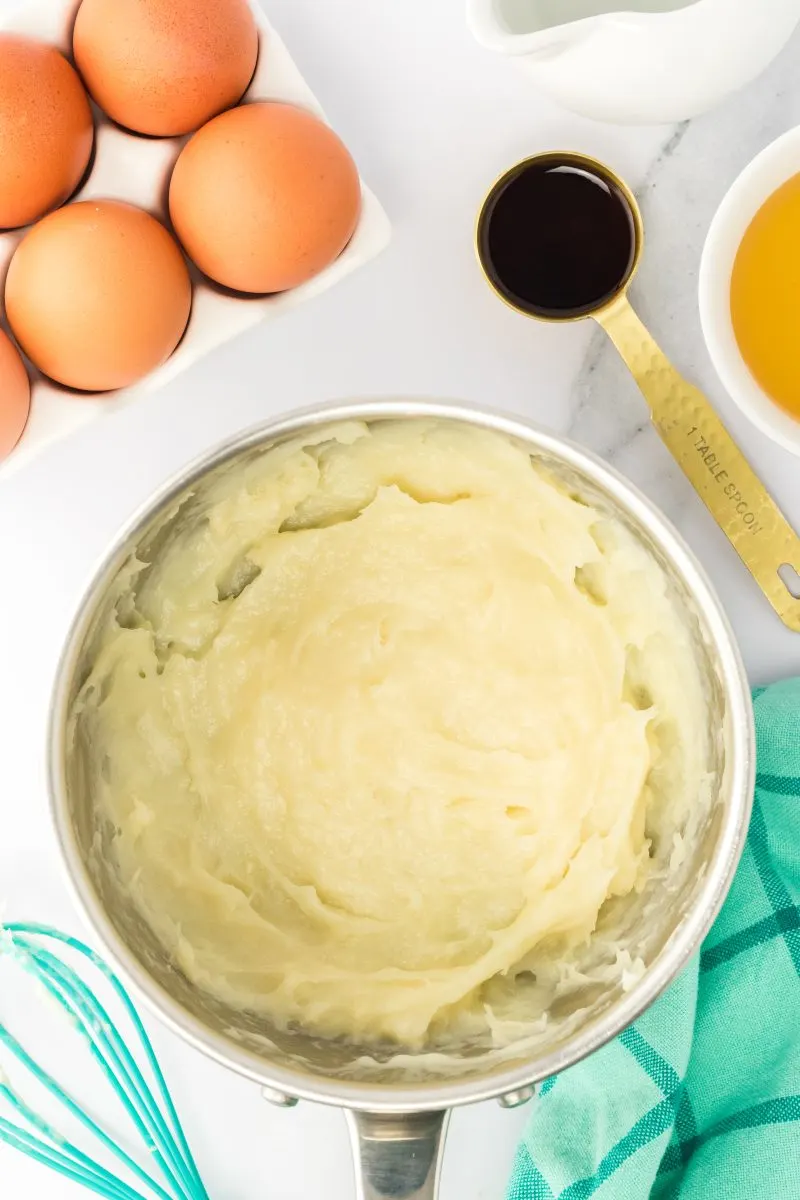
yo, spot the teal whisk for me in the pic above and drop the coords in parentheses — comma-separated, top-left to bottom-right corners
(0, 923, 209, 1200)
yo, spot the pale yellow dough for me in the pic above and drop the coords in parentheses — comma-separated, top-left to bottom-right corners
(75, 420, 707, 1048)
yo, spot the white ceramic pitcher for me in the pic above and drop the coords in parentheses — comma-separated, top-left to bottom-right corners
(467, 0, 800, 124)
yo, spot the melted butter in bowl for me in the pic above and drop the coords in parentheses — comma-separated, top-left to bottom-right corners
(71, 419, 712, 1055)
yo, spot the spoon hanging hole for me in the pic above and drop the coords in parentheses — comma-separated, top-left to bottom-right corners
(778, 562, 800, 599)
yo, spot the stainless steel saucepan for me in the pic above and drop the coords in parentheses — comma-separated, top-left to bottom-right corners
(49, 399, 754, 1199)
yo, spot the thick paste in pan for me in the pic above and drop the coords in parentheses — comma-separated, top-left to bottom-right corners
(75, 420, 708, 1047)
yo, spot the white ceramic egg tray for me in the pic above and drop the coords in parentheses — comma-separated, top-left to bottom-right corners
(0, 0, 391, 479)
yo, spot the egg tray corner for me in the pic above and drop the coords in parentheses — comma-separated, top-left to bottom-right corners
(0, 0, 392, 480)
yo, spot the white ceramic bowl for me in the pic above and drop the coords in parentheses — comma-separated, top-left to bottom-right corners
(699, 125, 800, 457)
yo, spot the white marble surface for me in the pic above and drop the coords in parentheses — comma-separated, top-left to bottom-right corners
(1, 1, 799, 1197)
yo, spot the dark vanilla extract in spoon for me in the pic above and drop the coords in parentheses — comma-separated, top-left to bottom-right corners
(479, 159, 636, 318)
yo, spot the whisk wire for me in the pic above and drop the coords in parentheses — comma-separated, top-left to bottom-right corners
(7, 923, 208, 1198)
(0, 923, 209, 1200)
(0, 1100, 148, 1200)
(22, 942, 197, 1200)
(0, 972, 178, 1200)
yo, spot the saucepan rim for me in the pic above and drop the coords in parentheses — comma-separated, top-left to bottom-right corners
(48, 397, 754, 1112)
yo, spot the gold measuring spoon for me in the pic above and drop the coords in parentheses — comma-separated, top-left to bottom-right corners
(477, 152, 800, 631)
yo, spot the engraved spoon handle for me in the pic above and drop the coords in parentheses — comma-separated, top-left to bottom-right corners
(597, 294, 800, 631)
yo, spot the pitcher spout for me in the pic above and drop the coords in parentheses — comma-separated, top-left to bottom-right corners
(466, 0, 602, 57)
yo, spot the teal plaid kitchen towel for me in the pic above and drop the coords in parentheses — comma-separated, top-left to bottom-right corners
(508, 677, 800, 1200)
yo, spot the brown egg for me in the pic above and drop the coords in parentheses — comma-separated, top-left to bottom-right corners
(5, 200, 192, 392)
(0, 328, 31, 459)
(0, 35, 93, 230)
(169, 102, 362, 294)
(73, 0, 259, 137)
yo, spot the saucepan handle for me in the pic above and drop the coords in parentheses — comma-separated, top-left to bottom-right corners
(345, 1110, 451, 1200)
